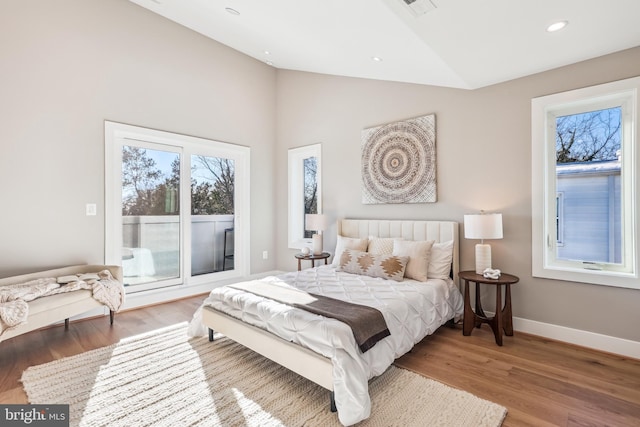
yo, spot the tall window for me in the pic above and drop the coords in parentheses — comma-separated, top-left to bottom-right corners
(555, 107, 622, 264)
(303, 156, 318, 238)
(105, 122, 249, 293)
(531, 77, 639, 289)
(288, 144, 322, 249)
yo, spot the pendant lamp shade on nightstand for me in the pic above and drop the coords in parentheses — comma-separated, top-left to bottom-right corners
(305, 214, 327, 255)
(464, 213, 503, 274)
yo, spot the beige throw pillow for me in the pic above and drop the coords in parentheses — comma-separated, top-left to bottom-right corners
(428, 240, 454, 280)
(332, 235, 369, 266)
(366, 237, 399, 255)
(338, 249, 408, 281)
(392, 239, 434, 282)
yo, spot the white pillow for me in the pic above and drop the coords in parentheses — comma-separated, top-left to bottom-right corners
(428, 240, 454, 280)
(366, 236, 399, 256)
(332, 235, 369, 266)
(392, 239, 434, 282)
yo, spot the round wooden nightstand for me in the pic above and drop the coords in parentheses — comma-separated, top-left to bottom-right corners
(458, 270, 520, 346)
(294, 252, 331, 271)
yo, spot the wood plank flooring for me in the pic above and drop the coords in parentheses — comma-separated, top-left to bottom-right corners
(1, 295, 638, 426)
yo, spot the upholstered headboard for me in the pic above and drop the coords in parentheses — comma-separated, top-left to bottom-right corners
(337, 219, 459, 285)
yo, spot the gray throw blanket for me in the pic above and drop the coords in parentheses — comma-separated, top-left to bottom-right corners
(229, 280, 390, 352)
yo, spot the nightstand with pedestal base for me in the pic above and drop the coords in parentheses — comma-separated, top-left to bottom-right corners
(458, 270, 519, 346)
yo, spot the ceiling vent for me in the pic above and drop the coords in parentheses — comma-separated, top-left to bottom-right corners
(402, 0, 437, 16)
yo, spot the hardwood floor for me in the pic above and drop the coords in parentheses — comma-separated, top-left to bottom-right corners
(397, 327, 640, 427)
(1, 295, 638, 426)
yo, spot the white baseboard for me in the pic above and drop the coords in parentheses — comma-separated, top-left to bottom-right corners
(512, 316, 640, 359)
(71, 270, 286, 321)
(78, 273, 640, 360)
(122, 270, 286, 311)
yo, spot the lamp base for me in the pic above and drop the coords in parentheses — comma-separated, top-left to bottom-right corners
(312, 234, 323, 255)
(475, 243, 492, 274)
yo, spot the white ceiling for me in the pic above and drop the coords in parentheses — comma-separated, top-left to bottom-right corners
(129, 0, 640, 90)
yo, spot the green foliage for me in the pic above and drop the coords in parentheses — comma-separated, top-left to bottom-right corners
(191, 156, 234, 215)
(122, 146, 168, 215)
(121, 147, 234, 216)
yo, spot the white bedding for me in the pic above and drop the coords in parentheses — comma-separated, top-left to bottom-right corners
(189, 265, 464, 425)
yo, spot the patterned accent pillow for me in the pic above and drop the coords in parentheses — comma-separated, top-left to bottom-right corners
(367, 237, 400, 255)
(392, 239, 435, 282)
(332, 235, 369, 266)
(337, 248, 409, 281)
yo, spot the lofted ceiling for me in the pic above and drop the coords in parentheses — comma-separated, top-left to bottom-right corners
(128, 0, 640, 90)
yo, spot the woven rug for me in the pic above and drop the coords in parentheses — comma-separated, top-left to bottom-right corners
(21, 323, 507, 427)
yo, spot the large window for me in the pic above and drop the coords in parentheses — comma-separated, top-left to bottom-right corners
(531, 77, 639, 289)
(288, 144, 322, 249)
(105, 122, 249, 293)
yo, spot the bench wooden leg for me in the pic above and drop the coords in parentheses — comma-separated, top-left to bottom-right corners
(330, 391, 337, 412)
(208, 328, 215, 342)
(64, 318, 69, 330)
(110, 310, 114, 325)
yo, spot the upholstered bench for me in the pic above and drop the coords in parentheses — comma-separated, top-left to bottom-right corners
(0, 264, 124, 343)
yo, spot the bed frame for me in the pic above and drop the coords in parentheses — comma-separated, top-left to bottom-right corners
(202, 219, 459, 411)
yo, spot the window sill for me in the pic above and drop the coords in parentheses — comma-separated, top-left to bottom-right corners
(533, 265, 638, 290)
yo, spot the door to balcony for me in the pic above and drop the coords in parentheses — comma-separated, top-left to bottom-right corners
(105, 122, 249, 293)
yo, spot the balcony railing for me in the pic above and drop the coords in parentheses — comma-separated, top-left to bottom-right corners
(122, 214, 234, 286)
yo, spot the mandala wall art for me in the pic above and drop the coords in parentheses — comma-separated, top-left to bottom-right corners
(361, 114, 436, 204)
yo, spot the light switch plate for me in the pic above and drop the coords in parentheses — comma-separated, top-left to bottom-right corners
(86, 203, 97, 216)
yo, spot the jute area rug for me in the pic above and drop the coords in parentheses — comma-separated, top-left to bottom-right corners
(21, 323, 507, 427)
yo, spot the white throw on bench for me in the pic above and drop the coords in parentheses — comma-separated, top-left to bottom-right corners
(0, 264, 124, 343)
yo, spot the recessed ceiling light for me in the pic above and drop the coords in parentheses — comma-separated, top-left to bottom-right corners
(371, 56, 383, 62)
(266, 60, 274, 66)
(264, 50, 271, 55)
(225, 7, 240, 16)
(546, 20, 568, 32)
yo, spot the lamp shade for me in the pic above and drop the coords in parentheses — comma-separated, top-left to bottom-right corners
(463, 213, 503, 240)
(305, 214, 327, 232)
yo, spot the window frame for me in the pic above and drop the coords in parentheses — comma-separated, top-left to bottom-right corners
(531, 77, 639, 289)
(105, 121, 250, 292)
(288, 143, 322, 249)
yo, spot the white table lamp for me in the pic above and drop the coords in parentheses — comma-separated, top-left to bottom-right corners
(464, 212, 503, 274)
(305, 214, 327, 255)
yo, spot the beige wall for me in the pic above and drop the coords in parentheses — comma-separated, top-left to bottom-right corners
(2, 0, 639, 344)
(0, 0, 277, 277)
(275, 47, 640, 342)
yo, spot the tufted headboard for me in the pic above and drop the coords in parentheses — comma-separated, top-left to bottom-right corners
(337, 219, 459, 285)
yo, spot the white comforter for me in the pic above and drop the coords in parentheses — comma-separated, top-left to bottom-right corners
(189, 265, 464, 426)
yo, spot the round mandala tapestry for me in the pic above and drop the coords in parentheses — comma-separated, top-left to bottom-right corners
(361, 114, 436, 204)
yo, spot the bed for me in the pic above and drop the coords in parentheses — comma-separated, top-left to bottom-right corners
(189, 219, 464, 426)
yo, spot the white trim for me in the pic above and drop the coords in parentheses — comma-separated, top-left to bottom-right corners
(532, 76, 640, 289)
(104, 121, 250, 291)
(121, 270, 282, 311)
(68, 270, 286, 322)
(512, 316, 640, 360)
